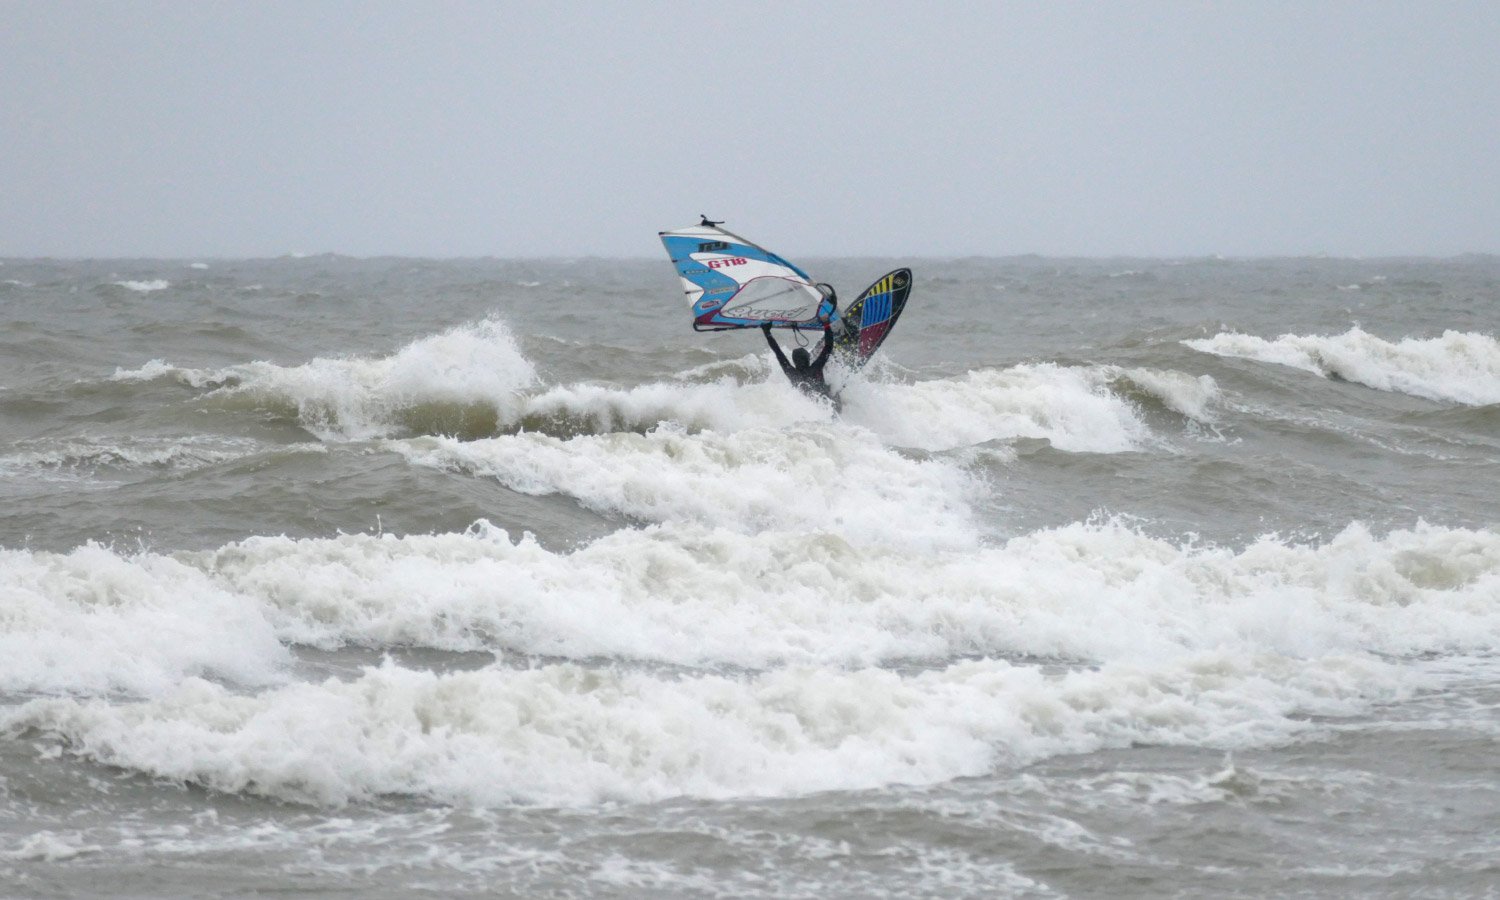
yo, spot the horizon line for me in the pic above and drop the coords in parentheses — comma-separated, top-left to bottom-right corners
(4, 250, 1498, 264)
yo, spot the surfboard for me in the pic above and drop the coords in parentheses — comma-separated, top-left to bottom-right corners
(659, 221, 835, 331)
(833, 268, 912, 371)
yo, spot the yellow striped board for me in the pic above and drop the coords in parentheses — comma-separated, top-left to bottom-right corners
(832, 268, 912, 372)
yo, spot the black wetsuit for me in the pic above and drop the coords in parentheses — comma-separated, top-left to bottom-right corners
(764, 322, 835, 403)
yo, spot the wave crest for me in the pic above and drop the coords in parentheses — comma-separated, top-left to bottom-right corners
(1185, 328, 1500, 406)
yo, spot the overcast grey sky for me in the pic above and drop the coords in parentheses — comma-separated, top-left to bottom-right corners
(3, 1, 1498, 258)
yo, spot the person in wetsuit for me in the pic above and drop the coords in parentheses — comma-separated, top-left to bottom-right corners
(762, 318, 836, 403)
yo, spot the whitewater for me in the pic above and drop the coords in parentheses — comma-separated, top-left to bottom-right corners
(2, 255, 1498, 898)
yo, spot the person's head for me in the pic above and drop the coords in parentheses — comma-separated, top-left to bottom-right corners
(792, 348, 811, 369)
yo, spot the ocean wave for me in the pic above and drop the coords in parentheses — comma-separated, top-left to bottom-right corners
(110, 321, 1175, 453)
(110, 358, 243, 389)
(195, 519, 1500, 667)
(0, 436, 264, 477)
(440, 360, 1164, 453)
(511, 375, 831, 437)
(2, 649, 1407, 808)
(109, 279, 171, 292)
(1108, 367, 1221, 424)
(2, 832, 102, 862)
(231, 319, 539, 440)
(387, 426, 979, 546)
(5, 509, 1499, 810)
(5, 519, 1497, 687)
(1185, 328, 1500, 406)
(845, 364, 1159, 453)
(0, 543, 288, 697)
(113, 319, 540, 439)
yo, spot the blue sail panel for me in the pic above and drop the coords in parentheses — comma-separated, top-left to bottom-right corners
(659, 225, 832, 331)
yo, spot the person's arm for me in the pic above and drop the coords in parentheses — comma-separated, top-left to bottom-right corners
(763, 322, 793, 374)
(812, 322, 834, 370)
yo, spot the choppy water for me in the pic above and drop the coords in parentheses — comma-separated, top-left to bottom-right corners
(2, 255, 1499, 898)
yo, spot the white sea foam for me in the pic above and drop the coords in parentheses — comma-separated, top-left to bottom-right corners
(111, 320, 540, 438)
(2, 650, 1405, 808)
(230, 319, 539, 439)
(111, 358, 176, 383)
(184, 520, 1500, 669)
(3, 831, 101, 862)
(1078, 760, 1306, 808)
(111, 314, 1173, 453)
(0, 544, 288, 696)
(517, 358, 1167, 453)
(519, 375, 832, 434)
(1113, 367, 1221, 423)
(5, 510, 1499, 806)
(110, 358, 230, 388)
(1185, 328, 1500, 406)
(110, 279, 170, 292)
(389, 425, 978, 547)
(0, 511, 1489, 714)
(443, 359, 1160, 454)
(845, 364, 1155, 453)
(0, 436, 261, 477)
(14, 334, 1500, 680)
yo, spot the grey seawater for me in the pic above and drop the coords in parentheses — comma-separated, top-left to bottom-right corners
(2, 255, 1499, 898)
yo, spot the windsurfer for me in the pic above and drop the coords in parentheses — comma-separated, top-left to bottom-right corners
(762, 317, 836, 405)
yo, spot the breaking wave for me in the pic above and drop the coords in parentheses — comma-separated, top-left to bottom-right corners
(18, 513, 1491, 805)
(2, 651, 1404, 808)
(1185, 328, 1500, 406)
(110, 316, 1207, 453)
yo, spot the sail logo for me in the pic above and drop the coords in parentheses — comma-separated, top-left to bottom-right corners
(731, 305, 808, 320)
(697, 241, 729, 252)
(706, 257, 748, 269)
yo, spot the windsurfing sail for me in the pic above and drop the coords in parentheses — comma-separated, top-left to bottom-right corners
(659, 221, 834, 331)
